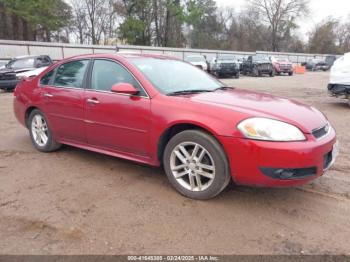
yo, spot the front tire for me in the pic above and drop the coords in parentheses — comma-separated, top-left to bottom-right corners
(29, 109, 62, 152)
(163, 130, 231, 200)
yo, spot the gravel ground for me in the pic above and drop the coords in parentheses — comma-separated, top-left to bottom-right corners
(0, 71, 349, 255)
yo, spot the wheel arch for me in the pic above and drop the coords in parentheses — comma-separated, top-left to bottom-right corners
(157, 121, 226, 165)
(25, 106, 40, 128)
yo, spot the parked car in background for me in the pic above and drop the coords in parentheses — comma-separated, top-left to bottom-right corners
(325, 55, 337, 67)
(242, 54, 275, 77)
(210, 54, 240, 78)
(16, 66, 49, 80)
(328, 53, 350, 106)
(14, 53, 338, 199)
(0, 55, 53, 91)
(270, 56, 294, 76)
(0, 61, 8, 69)
(184, 55, 208, 71)
(302, 58, 331, 71)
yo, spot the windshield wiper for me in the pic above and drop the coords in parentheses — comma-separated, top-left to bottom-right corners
(167, 89, 213, 96)
(214, 86, 235, 91)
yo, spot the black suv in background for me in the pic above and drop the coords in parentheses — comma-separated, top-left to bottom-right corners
(242, 54, 275, 77)
(302, 58, 331, 71)
(209, 54, 240, 78)
(0, 55, 53, 91)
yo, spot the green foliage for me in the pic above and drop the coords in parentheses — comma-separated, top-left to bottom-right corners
(119, 17, 148, 45)
(1, 0, 72, 31)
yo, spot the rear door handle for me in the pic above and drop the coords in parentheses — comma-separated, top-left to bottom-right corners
(43, 93, 53, 98)
(87, 98, 100, 104)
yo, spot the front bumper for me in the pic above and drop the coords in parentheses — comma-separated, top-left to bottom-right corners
(328, 83, 350, 97)
(0, 79, 19, 89)
(219, 127, 337, 187)
(213, 68, 239, 75)
(277, 68, 293, 73)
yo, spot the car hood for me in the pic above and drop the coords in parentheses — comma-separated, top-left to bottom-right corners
(278, 62, 292, 66)
(254, 61, 272, 64)
(217, 60, 237, 64)
(0, 67, 36, 75)
(190, 89, 327, 133)
(16, 67, 48, 77)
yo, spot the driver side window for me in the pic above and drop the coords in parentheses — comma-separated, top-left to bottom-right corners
(91, 59, 145, 96)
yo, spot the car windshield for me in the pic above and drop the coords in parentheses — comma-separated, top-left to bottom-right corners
(253, 55, 270, 62)
(131, 58, 224, 94)
(217, 55, 235, 61)
(6, 58, 35, 69)
(185, 56, 205, 62)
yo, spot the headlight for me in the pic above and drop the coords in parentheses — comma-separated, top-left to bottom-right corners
(237, 117, 306, 141)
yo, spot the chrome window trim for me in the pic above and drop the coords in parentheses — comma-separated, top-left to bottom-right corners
(84, 88, 150, 99)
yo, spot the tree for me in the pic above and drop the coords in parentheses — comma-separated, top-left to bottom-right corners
(1, 0, 72, 42)
(308, 17, 350, 54)
(225, 7, 270, 51)
(249, 0, 309, 51)
(118, 0, 154, 45)
(185, 0, 224, 49)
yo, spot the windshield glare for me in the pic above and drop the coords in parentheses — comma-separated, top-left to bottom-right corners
(218, 56, 235, 61)
(185, 56, 205, 62)
(7, 58, 35, 69)
(253, 55, 270, 61)
(131, 58, 224, 94)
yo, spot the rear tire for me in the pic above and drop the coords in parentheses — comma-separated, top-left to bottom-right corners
(163, 130, 231, 200)
(28, 109, 62, 152)
(253, 66, 259, 77)
(289, 71, 293, 76)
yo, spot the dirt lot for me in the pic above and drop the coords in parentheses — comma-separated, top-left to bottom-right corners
(0, 72, 350, 255)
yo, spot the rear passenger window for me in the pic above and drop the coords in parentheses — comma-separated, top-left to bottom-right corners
(53, 60, 89, 88)
(40, 70, 54, 85)
(91, 59, 145, 95)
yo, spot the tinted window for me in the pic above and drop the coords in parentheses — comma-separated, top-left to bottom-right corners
(36, 56, 51, 67)
(91, 59, 144, 95)
(40, 69, 55, 85)
(53, 60, 89, 88)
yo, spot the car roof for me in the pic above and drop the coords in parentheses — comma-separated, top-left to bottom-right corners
(14, 55, 49, 59)
(61, 53, 179, 61)
(186, 55, 204, 57)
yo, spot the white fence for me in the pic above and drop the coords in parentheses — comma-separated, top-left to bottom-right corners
(0, 39, 335, 64)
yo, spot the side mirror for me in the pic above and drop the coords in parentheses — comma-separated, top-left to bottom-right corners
(111, 83, 139, 95)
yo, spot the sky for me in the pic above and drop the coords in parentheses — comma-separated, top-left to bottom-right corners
(215, 0, 350, 39)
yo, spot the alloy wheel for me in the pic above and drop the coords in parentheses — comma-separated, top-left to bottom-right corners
(31, 114, 49, 147)
(170, 142, 216, 192)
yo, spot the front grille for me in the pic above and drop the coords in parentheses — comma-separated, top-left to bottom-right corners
(0, 74, 16, 80)
(280, 65, 292, 70)
(259, 63, 271, 70)
(312, 124, 330, 139)
(221, 63, 236, 69)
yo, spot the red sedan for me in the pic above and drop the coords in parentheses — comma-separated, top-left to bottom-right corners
(13, 53, 338, 199)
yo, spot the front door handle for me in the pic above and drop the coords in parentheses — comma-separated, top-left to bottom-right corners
(43, 93, 53, 98)
(87, 98, 100, 104)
